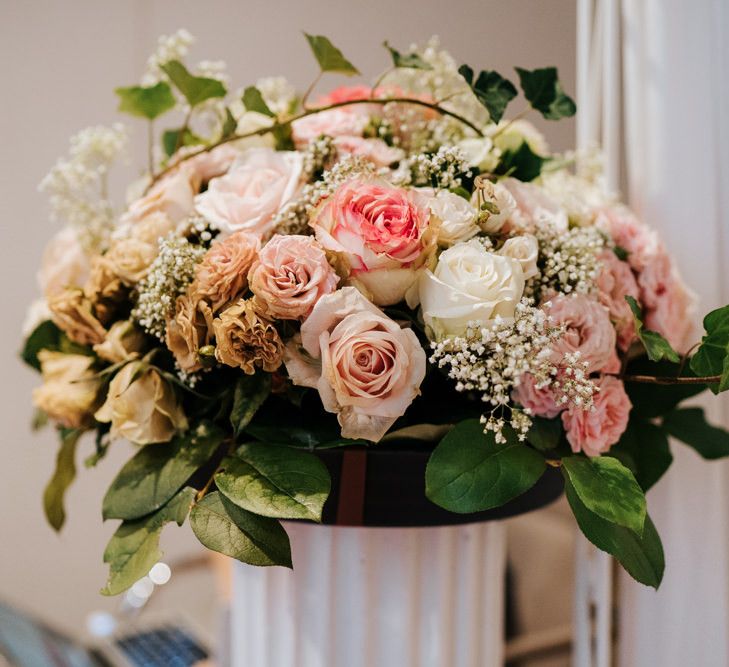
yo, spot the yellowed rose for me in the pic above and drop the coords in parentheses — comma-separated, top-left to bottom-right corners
(104, 238, 158, 285)
(165, 295, 215, 373)
(48, 288, 106, 346)
(93, 320, 146, 364)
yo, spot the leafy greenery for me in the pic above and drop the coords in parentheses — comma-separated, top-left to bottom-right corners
(458, 65, 517, 123)
(216, 443, 330, 521)
(611, 418, 672, 491)
(425, 419, 546, 513)
(663, 407, 729, 459)
(115, 82, 176, 120)
(231, 374, 272, 437)
(162, 127, 203, 157)
(514, 66, 576, 120)
(102, 422, 224, 520)
(242, 86, 275, 117)
(526, 416, 563, 452)
(190, 491, 292, 567)
(160, 60, 227, 107)
(43, 428, 83, 531)
(304, 33, 359, 76)
(496, 140, 546, 181)
(383, 41, 432, 70)
(691, 305, 729, 393)
(101, 487, 195, 596)
(561, 456, 646, 535)
(565, 479, 664, 588)
(625, 296, 680, 363)
(21, 320, 62, 371)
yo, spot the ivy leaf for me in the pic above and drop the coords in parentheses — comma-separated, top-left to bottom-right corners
(231, 373, 271, 437)
(304, 33, 359, 75)
(115, 82, 176, 120)
(21, 320, 62, 371)
(610, 418, 673, 491)
(242, 86, 275, 117)
(514, 66, 576, 120)
(383, 42, 432, 70)
(496, 140, 546, 181)
(425, 419, 546, 513)
(102, 422, 224, 521)
(101, 487, 195, 596)
(43, 428, 83, 531)
(216, 444, 331, 522)
(663, 407, 729, 459)
(625, 296, 680, 363)
(565, 479, 664, 588)
(160, 60, 227, 107)
(690, 305, 729, 393)
(220, 107, 238, 139)
(190, 491, 292, 567)
(467, 69, 518, 123)
(562, 456, 646, 535)
(526, 416, 563, 452)
(162, 127, 203, 157)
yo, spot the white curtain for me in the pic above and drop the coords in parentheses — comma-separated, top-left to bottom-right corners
(580, 1, 729, 664)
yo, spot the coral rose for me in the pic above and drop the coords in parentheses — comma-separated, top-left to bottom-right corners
(512, 372, 563, 419)
(249, 234, 339, 320)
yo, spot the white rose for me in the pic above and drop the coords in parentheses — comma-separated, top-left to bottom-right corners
(490, 119, 549, 156)
(195, 147, 303, 239)
(457, 137, 499, 172)
(37, 226, 90, 298)
(428, 190, 479, 247)
(419, 239, 525, 339)
(499, 234, 540, 280)
(471, 180, 518, 233)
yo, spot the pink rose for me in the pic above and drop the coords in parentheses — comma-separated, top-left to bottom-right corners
(502, 177, 568, 231)
(562, 376, 631, 457)
(596, 206, 658, 272)
(311, 179, 434, 306)
(182, 144, 241, 184)
(284, 287, 426, 441)
(37, 226, 90, 298)
(292, 109, 368, 147)
(315, 85, 374, 106)
(547, 294, 617, 372)
(194, 147, 303, 239)
(122, 167, 197, 227)
(596, 250, 640, 351)
(249, 234, 339, 320)
(332, 136, 404, 167)
(513, 373, 563, 418)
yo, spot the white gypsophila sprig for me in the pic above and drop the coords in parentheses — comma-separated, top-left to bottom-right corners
(39, 123, 128, 253)
(132, 233, 206, 340)
(395, 145, 472, 189)
(142, 29, 195, 85)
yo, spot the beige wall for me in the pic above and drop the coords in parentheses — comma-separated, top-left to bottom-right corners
(0, 0, 576, 638)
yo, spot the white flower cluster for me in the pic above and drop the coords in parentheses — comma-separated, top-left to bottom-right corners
(301, 135, 337, 177)
(396, 145, 472, 189)
(142, 29, 195, 85)
(132, 233, 206, 340)
(39, 123, 128, 253)
(255, 76, 297, 115)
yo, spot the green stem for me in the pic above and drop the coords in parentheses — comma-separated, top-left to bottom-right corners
(301, 72, 323, 109)
(617, 373, 720, 385)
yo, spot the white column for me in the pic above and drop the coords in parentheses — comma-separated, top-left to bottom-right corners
(230, 522, 506, 667)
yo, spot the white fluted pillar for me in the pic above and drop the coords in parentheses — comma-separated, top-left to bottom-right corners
(230, 522, 506, 667)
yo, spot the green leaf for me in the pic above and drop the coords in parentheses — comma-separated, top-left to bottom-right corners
(691, 305, 729, 393)
(102, 422, 224, 521)
(663, 407, 729, 459)
(216, 444, 330, 522)
(383, 42, 432, 70)
(625, 296, 680, 363)
(514, 66, 576, 120)
(242, 86, 274, 117)
(425, 419, 546, 513)
(562, 456, 646, 535)
(526, 416, 563, 452)
(611, 419, 672, 491)
(101, 487, 195, 596)
(190, 491, 292, 567)
(115, 82, 176, 120)
(496, 141, 546, 181)
(162, 127, 203, 157)
(221, 107, 238, 139)
(304, 33, 359, 75)
(565, 479, 664, 588)
(21, 320, 62, 371)
(470, 70, 518, 123)
(160, 60, 227, 107)
(231, 373, 272, 437)
(43, 428, 82, 531)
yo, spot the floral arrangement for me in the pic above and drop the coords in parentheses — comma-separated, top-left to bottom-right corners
(23, 30, 729, 595)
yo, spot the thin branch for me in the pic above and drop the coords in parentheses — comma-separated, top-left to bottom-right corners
(301, 72, 323, 110)
(490, 107, 530, 139)
(370, 67, 394, 98)
(617, 373, 720, 385)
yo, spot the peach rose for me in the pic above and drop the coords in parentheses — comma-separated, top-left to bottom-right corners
(93, 320, 146, 364)
(547, 294, 617, 372)
(166, 295, 215, 373)
(129, 211, 177, 245)
(596, 250, 640, 351)
(122, 167, 198, 228)
(284, 287, 426, 442)
(37, 226, 90, 298)
(562, 376, 631, 457)
(48, 288, 106, 346)
(193, 231, 261, 312)
(311, 179, 434, 306)
(512, 373, 563, 419)
(332, 136, 404, 167)
(195, 147, 303, 238)
(249, 234, 339, 320)
(177, 143, 241, 185)
(104, 237, 158, 285)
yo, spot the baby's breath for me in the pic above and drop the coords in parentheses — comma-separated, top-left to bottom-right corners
(395, 145, 471, 189)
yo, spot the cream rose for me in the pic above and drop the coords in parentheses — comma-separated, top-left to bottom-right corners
(95, 361, 188, 445)
(428, 190, 480, 247)
(93, 320, 146, 364)
(121, 167, 197, 228)
(418, 239, 525, 339)
(499, 234, 539, 280)
(456, 136, 499, 173)
(37, 226, 90, 298)
(284, 287, 426, 442)
(194, 147, 303, 239)
(104, 237, 158, 285)
(470, 180, 517, 233)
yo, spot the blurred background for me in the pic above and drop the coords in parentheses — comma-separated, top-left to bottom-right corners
(1, 1, 578, 665)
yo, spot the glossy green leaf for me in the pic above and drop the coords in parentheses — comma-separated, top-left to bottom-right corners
(526, 417, 563, 452)
(562, 455, 646, 535)
(190, 491, 292, 567)
(625, 296, 680, 363)
(43, 428, 83, 531)
(425, 419, 546, 513)
(383, 42, 432, 70)
(242, 86, 274, 117)
(663, 407, 729, 459)
(102, 422, 224, 521)
(115, 82, 176, 120)
(162, 127, 203, 157)
(691, 305, 729, 393)
(231, 373, 271, 437)
(470, 69, 518, 123)
(101, 487, 195, 596)
(514, 66, 576, 120)
(216, 444, 330, 521)
(610, 419, 672, 491)
(160, 60, 227, 107)
(565, 479, 664, 588)
(304, 33, 359, 75)
(21, 320, 62, 371)
(496, 140, 546, 181)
